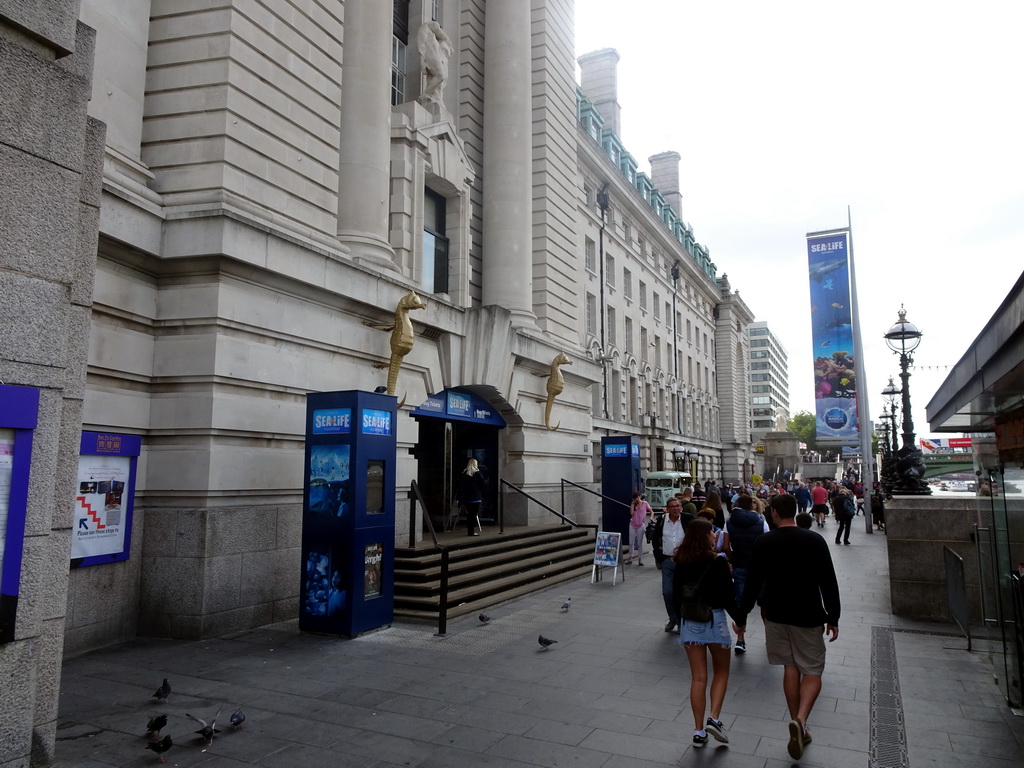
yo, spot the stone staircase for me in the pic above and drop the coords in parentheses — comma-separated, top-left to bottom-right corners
(393, 525, 596, 622)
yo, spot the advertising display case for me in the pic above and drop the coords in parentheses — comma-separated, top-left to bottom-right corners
(300, 391, 396, 637)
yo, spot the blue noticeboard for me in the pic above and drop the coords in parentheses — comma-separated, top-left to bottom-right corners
(70, 432, 141, 568)
(301, 390, 396, 637)
(0, 385, 40, 643)
(600, 435, 642, 543)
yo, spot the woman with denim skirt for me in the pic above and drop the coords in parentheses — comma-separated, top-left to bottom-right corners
(671, 519, 745, 749)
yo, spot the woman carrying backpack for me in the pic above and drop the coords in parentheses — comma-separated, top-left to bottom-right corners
(671, 519, 745, 749)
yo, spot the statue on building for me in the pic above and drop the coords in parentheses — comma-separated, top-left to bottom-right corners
(363, 291, 427, 406)
(417, 20, 452, 105)
(774, 412, 789, 432)
(543, 352, 572, 431)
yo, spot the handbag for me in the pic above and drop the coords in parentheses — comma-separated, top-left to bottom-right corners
(679, 563, 714, 623)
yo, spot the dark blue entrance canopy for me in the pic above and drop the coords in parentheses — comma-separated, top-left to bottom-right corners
(410, 389, 507, 428)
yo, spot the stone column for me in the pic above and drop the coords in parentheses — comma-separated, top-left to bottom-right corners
(337, 0, 396, 267)
(481, 1, 534, 322)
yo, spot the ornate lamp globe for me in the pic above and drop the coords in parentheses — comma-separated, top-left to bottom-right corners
(884, 307, 923, 354)
(881, 376, 901, 400)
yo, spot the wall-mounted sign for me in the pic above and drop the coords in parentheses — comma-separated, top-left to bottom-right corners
(361, 409, 392, 436)
(71, 432, 141, 566)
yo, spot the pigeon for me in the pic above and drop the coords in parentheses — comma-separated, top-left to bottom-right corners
(560, 597, 572, 612)
(145, 734, 172, 763)
(151, 679, 171, 703)
(229, 707, 246, 729)
(145, 714, 167, 738)
(186, 705, 223, 744)
(538, 634, 557, 650)
(479, 613, 492, 624)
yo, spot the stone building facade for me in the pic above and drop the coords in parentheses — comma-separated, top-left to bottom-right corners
(1, 2, 755, 761)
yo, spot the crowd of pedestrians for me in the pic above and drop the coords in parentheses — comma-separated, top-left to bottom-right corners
(635, 477, 849, 758)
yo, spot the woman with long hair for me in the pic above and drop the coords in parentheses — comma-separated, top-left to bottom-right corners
(701, 490, 725, 530)
(456, 458, 486, 536)
(672, 519, 744, 749)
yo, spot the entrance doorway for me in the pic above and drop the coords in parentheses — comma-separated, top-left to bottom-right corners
(410, 389, 506, 534)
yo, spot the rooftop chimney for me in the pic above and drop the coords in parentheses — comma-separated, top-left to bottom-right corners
(578, 48, 621, 137)
(649, 151, 682, 218)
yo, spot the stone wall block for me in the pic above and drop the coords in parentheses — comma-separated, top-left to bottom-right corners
(20, 389, 62, 538)
(1, 0, 81, 54)
(272, 596, 298, 623)
(202, 554, 242, 613)
(142, 509, 178, 558)
(199, 603, 275, 639)
(173, 509, 208, 558)
(240, 547, 297, 605)
(166, 613, 202, 640)
(275, 505, 302, 549)
(0, 40, 89, 168)
(62, 306, 94, 402)
(30, 618, 66, 739)
(0, 639, 37, 765)
(207, 506, 278, 557)
(0, 272, 73, 370)
(139, 556, 203, 615)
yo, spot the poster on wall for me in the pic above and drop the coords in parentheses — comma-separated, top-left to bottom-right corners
(0, 432, 13, 577)
(806, 229, 860, 443)
(71, 432, 140, 567)
(71, 454, 131, 559)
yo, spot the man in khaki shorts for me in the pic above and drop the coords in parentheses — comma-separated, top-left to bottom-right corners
(733, 493, 840, 760)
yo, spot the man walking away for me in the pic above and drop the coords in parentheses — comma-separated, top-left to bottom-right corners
(725, 494, 768, 654)
(810, 481, 829, 528)
(734, 494, 840, 760)
(834, 487, 856, 545)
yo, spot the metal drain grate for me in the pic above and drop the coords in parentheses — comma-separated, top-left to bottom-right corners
(870, 626, 909, 768)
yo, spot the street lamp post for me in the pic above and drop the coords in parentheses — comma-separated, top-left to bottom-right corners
(879, 377, 900, 496)
(597, 183, 610, 419)
(883, 308, 931, 495)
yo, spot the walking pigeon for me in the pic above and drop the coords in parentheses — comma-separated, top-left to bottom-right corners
(145, 734, 172, 763)
(186, 706, 223, 744)
(538, 634, 557, 650)
(561, 597, 572, 612)
(479, 613, 492, 624)
(151, 679, 171, 703)
(229, 707, 246, 729)
(145, 714, 167, 738)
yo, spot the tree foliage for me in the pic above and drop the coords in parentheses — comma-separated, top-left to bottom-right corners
(787, 410, 817, 451)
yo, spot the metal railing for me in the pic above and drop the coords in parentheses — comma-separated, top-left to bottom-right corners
(500, 478, 599, 535)
(559, 478, 631, 518)
(408, 480, 451, 636)
(944, 545, 971, 651)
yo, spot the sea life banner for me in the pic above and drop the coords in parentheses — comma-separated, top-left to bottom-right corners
(807, 230, 859, 442)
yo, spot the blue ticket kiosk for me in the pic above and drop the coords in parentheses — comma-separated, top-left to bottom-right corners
(300, 390, 395, 637)
(600, 435, 642, 541)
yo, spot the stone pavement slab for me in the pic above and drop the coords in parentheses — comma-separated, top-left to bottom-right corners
(54, 518, 1023, 767)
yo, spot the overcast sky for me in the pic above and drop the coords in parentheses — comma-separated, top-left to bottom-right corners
(576, 1, 1024, 441)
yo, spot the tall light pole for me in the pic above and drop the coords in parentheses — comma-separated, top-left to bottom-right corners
(884, 308, 931, 495)
(670, 261, 681, 433)
(597, 183, 610, 419)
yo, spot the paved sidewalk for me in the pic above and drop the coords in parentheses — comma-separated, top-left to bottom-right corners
(55, 520, 1024, 767)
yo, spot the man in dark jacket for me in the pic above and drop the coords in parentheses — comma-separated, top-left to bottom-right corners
(725, 494, 768, 654)
(734, 494, 840, 761)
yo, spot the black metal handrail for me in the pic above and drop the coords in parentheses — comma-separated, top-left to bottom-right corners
(559, 478, 630, 517)
(408, 480, 450, 636)
(500, 478, 599, 535)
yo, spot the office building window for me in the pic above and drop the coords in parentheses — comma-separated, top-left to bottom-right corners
(639, 281, 647, 310)
(606, 255, 615, 287)
(585, 238, 595, 272)
(623, 268, 632, 300)
(624, 317, 633, 354)
(607, 307, 617, 346)
(586, 294, 596, 335)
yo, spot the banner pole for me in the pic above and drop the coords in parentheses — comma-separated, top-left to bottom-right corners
(846, 206, 875, 534)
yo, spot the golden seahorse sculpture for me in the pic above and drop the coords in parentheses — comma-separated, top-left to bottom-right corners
(543, 352, 572, 431)
(362, 291, 426, 407)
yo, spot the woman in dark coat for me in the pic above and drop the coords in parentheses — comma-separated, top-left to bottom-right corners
(456, 458, 486, 536)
